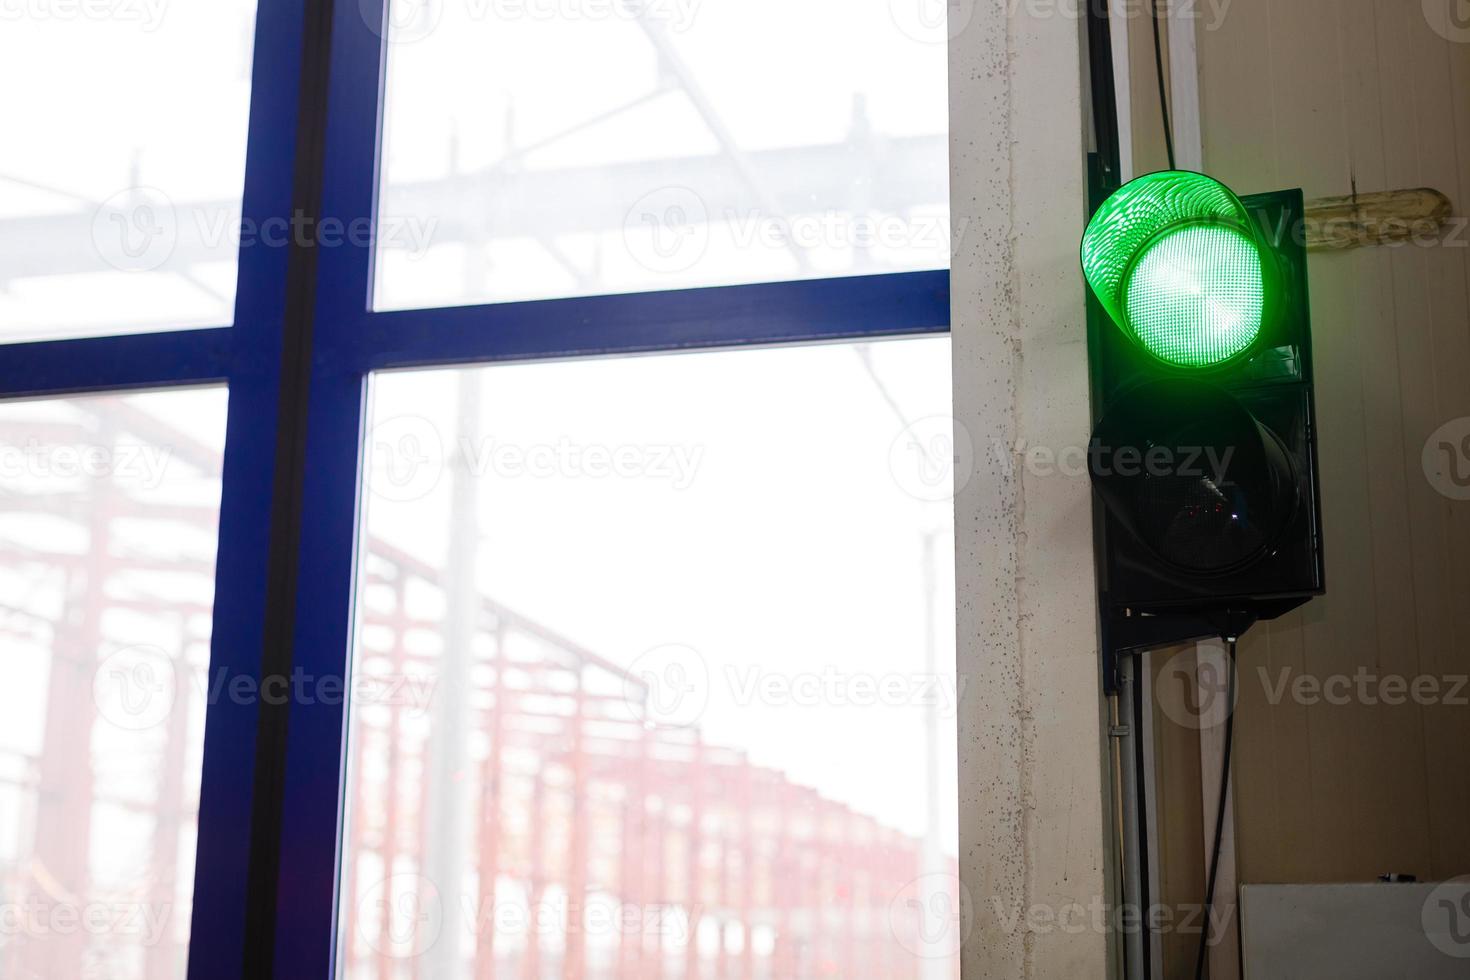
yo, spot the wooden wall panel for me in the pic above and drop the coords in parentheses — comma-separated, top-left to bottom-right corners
(1129, 0, 1470, 896)
(1128, 3, 1470, 960)
(1146, 647, 1205, 974)
(1117, 9, 1464, 975)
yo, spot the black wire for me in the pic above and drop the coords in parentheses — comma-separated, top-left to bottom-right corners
(1194, 637, 1237, 980)
(1150, 0, 1177, 170)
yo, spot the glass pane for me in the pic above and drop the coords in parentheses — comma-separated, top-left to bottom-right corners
(340, 338, 960, 978)
(373, 0, 949, 310)
(0, 387, 227, 979)
(0, 2, 257, 343)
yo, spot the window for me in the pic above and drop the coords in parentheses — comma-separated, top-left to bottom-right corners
(0, 389, 227, 979)
(342, 340, 958, 977)
(0, 0, 257, 342)
(0, 0, 953, 977)
(373, 0, 949, 308)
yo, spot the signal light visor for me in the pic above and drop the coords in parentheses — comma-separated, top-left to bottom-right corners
(1082, 171, 1270, 369)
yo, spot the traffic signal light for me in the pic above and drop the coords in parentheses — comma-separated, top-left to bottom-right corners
(1083, 171, 1324, 643)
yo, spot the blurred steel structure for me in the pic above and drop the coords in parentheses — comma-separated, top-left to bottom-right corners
(0, 135, 945, 284)
(0, 399, 956, 980)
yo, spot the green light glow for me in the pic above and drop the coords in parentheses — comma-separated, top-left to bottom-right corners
(1081, 171, 1268, 369)
(1124, 225, 1263, 367)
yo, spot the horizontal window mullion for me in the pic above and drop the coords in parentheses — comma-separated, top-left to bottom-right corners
(0, 327, 238, 400)
(315, 269, 951, 373)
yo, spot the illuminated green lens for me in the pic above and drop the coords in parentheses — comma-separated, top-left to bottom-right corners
(1081, 171, 1269, 369)
(1123, 225, 1263, 368)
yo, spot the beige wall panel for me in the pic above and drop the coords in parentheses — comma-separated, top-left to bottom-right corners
(1136, 0, 1470, 902)
(1147, 646, 1206, 974)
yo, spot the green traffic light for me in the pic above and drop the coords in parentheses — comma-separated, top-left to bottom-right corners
(1082, 171, 1269, 369)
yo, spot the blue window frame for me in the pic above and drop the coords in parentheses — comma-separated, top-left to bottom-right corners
(0, 0, 949, 976)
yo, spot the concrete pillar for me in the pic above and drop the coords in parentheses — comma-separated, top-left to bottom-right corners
(949, 1, 1111, 976)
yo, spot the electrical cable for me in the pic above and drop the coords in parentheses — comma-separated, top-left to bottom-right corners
(1193, 636, 1238, 980)
(1150, 0, 1177, 170)
(1084, 0, 1122, 184)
